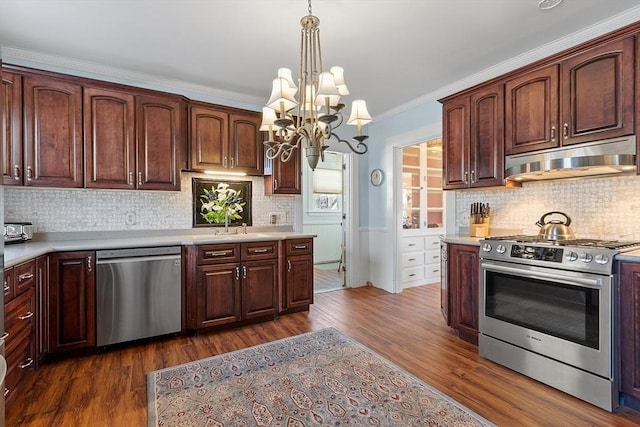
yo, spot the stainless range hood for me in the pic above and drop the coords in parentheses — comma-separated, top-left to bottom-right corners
(505, 136, 637, 182)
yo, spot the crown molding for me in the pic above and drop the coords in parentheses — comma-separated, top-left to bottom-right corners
(376, 6, 640, 121)
(1, 46, 265, 110)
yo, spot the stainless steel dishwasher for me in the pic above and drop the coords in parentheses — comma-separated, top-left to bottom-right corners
(96, 246, 182, 346)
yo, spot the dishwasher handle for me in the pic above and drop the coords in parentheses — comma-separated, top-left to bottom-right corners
(96, 254, 181, 265)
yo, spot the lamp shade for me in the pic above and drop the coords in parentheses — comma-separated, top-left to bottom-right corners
(330, 66, 349, 95)
(260, 107, 278, 131)
(266, 77, 297, 112)
(347, 100, 372, 126)
(277, 68, 298, 94)
(315, 72, 341, 107)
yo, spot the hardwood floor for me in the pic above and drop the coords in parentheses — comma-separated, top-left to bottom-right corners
(8, 284, 640, 426)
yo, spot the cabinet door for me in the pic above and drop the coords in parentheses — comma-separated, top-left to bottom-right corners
(449, 244, 479, 345)
(48, 251, 96, 352)
(469, 84, 504, 187)
(619, 261, 640, 403)
(23, 75, 83, 187)
(190, 105, 228, 170)
(284, 254, 314, 310)
(442, 96, 470, 189)
(264, 144, 302, 195)
(229, 112, 263, 175)
(136, 95, 182, 191)
(84, 87, 136, 189)
(197, 263, 241, 328)
(242, 259, 278, 319)
(561, 36, 634, 145)
(4, 266, 14, 303)
(2, 70, 22, 186)
(504, 64, 559, 155)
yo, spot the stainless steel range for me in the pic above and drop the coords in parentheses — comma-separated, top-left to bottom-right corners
(478, 235, 640, 411)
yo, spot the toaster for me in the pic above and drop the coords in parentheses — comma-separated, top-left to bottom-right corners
(3, 222, 34, 244)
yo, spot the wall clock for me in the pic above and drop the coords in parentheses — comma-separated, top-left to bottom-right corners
(370, 169, 384, 186)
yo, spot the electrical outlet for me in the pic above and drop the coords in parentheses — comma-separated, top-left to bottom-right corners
(269, 213, 277, 225)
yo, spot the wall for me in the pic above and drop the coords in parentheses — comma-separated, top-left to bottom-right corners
(455, 174, 640, 241)
(4, 172, 295, 233)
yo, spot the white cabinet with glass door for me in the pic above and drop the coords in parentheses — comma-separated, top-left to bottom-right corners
(400, 139, 443, 288)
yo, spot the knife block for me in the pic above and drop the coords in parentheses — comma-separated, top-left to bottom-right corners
(469, 217, 490, 237)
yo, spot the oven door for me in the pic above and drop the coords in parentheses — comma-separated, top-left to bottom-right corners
(479, 259, 612, 379)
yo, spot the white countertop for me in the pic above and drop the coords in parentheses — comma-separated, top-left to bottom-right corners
(3, 229, 316, 268)
(439, 234, 482, 246)
(615, 249, 640, 262)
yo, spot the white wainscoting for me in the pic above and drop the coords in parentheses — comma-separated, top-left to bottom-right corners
(303, 222, 342, 264)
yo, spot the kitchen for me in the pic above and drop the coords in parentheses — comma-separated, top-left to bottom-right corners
(3, 0, 640, 426)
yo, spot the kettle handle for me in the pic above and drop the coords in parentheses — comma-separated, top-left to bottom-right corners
(536, 211, 572, 227)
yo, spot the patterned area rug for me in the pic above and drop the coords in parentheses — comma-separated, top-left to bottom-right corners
(147, 328, 495, 426)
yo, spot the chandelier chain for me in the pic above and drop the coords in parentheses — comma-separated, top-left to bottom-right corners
(308, 0, 312, 14)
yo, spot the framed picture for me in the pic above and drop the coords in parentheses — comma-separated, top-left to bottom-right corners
(192, 178, 252, 227)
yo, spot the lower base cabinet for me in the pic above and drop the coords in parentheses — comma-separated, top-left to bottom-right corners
(282, 238, 314, 312)
(619, 261, 640, 409)
(447, 244, 480, 345)
(48, 251, 96, 353)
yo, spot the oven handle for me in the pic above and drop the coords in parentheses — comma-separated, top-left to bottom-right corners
(481, 262, 603, 289)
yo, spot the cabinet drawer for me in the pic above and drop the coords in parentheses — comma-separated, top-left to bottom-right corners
(402, 266, 424, 283)
(14, 258, 36, 297)
(424, 249, 440, 265)
(285, 238, 313, 256)
(5, 333, 36, 402)
(425, 236, 441, 249)
(401, 252, 423, 268)
(197, 244, 241, 265)
(424, 264, 441, 280)
(5, 288, 36, 355)
(242, 241, 277, 261)
(401, 237, 424, 252)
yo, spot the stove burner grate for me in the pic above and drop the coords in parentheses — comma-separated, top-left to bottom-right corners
(485, 235, 640, 250)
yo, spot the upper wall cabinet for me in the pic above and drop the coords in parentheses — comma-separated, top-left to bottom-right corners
(442, 83, 504, 189)
(23, 74, 83, 188)
(189, 103, 264, 176)
(84, 88, 184, 191)
(505, 36, 635, 155)
(2, 70, 22, 186)
(264, 137, 302, 195)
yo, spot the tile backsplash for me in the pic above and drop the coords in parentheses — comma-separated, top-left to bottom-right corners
(455, 174, 640, 240)
(4, 172, 296, 233)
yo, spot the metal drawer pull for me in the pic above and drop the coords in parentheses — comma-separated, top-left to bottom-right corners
(4, 281, 9, 292)
(409, 273, 416, 277)
(287, 260, 292, 271)
(19, 311, 34, 320)
(252, 248, 269, 253)
(18, 272, 34, 281)
(14, 165, 20, 180)
(4, 388, 8, 397)
(87, 256, 93, 273)
(235, 267, 240, 280)
(408, 243, 416, 247)
(408, 258, 416, 261)
(0, 332, 9, 340)
(19, 358, 33, 369)
(242, 265, 247, 279)
(205, 250, 230, 257)
(293, 245, 308, 249)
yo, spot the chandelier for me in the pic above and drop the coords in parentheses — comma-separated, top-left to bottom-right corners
(260, 0, 372, 171)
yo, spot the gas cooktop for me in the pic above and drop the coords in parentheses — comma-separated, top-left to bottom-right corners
(484, 235, 640, 251)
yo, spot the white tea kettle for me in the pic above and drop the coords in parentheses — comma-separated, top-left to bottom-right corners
(536, 211, 575, 241)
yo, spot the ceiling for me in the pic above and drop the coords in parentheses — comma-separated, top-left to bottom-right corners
(1, 0, 640, 117)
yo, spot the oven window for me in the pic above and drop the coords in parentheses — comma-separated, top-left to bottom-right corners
(485, 271, 599, 349)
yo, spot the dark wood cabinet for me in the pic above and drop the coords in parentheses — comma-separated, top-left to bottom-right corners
(23, 74, 83, 188)
(3, 259, 37, 403)
(448, 244, 479, 345)
(193, 241, 278, 329)
(36, 255, 49, 363)
(619, 260, 640, 409)
(282, 238, 314, 312)
(189, 103, 263, 175)
(136, 94, 184, 191)
(83, 86, 136, 189)
(2, 70, 22, 186)
(505, 36, 634, 154)
(442, 83, 504, 189)
(264, 142, 302, 195)
(48, 251, 96, 353)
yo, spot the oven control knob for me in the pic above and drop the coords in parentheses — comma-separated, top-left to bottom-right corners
(579, 253, 593, 263)
(594, 254, 609, 265)
(565, 251, 579, 262)
(496, 244, 506, 254)
(481, 243, 492, 252)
